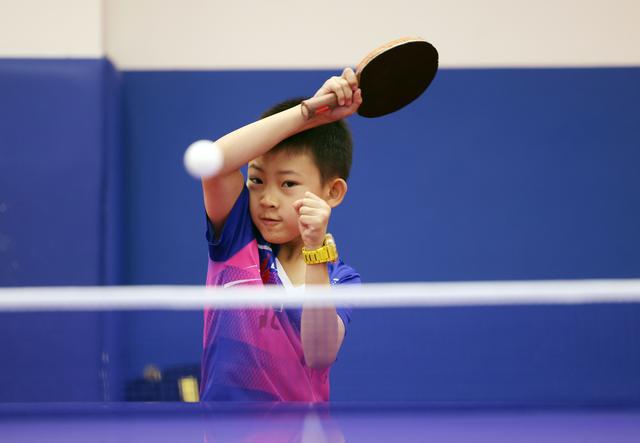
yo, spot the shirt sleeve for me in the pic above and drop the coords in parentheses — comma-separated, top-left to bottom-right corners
(206, 186, 255, 262)
(329, 260, 360, 333)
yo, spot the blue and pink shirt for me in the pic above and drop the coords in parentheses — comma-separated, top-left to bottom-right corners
(200, 186, 359, 401)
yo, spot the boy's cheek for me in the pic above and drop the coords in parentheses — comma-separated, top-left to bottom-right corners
(292, 188, 307, 199)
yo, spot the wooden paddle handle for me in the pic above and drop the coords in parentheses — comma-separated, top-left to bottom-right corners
(300, 93, 339, 120)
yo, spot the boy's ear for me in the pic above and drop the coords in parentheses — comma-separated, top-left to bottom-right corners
(325, 178, 348, 208)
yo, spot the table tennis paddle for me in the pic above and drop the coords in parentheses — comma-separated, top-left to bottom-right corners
(301, 37, 439, 119)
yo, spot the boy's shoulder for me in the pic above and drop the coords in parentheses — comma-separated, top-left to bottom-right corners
(206, 185, 257, 261)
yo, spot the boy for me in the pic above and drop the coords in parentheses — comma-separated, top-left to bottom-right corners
(200, 68, 363, 401)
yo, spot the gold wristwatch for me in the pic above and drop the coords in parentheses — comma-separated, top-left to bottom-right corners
(302, 234, 339, 265)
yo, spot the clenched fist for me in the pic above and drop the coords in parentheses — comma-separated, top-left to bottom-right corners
(292, 192, 331, 250)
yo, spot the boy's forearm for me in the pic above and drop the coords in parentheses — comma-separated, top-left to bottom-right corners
(301, 305, 339, 370)
(301, 263, 339, 369)
(215, 104, 313, 174)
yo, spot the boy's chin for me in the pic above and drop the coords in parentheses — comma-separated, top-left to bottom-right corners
(259, 229, 299, 246)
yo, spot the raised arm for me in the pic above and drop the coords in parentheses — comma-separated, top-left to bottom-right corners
(203, 69, 362, 234)
(203, 105, 311, 234)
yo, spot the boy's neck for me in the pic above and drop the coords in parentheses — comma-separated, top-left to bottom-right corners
(276, 237, 308, 286)
(277, 237, 304, 263)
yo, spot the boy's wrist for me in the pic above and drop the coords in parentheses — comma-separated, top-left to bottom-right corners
(302, 234, 338, 265)
(303, 231, 328, 250)
(304, 242, 324, 250)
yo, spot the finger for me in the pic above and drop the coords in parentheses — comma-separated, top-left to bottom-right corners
(301, 197, 328, 209)
(344, 88, 363, 113)
(338, 77, 353, 106)
(304, 191, 330, 205)
(342, 67, 358, 90)
(353, 88, 363, 105)
(292, 199, 304, 211)
(315, 77, 335, 97)
(298, 205, 325, 216)
(299, 215, 324, 225)
(331, 77, 346, 106)
(303, 192, 322, 204)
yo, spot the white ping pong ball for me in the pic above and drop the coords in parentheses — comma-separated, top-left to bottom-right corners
(183, 140, 223, 179)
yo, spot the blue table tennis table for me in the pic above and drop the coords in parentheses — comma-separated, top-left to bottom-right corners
(1, 402, 639, 442)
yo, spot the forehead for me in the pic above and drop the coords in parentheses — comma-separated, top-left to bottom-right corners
(249, 150, 319, 174)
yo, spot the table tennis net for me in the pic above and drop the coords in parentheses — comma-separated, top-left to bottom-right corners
(0, 279, 639, 404)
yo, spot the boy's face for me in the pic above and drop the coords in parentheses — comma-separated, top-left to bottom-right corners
(247, 150, 325, 245)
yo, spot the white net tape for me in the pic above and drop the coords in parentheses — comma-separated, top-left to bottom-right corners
(0, 279, 639, 311)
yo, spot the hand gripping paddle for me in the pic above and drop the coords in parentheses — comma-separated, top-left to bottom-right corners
(301, 37, 439, 119)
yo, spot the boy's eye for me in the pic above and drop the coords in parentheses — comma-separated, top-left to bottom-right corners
(248, 177, 263, 185)
(282, 181, 298, 188)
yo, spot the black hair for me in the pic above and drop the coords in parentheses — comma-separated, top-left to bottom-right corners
(260, 97, 353, 183)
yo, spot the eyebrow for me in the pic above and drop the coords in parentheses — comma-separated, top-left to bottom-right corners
(276, 170, 302, 176)
(248, 164, 301, 176)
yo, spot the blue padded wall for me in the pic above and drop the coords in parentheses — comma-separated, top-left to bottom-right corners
(1, 62, 638, 404)
(0, 59, 124, 401)
(121, 68, 640, 403)
(332, 304, 640, 404)
(0, 59, 123, 286)
(122, 68, 640, 284)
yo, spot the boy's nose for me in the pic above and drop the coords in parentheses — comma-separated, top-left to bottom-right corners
(259, 192, 278, 208)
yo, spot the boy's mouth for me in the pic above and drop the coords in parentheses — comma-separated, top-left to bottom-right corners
(260, 216, 281, 226)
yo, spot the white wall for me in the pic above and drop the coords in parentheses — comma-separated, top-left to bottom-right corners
(104, 0, 640, 69)
(0, 0, 103, 57)
(1, 0, 639, 68)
